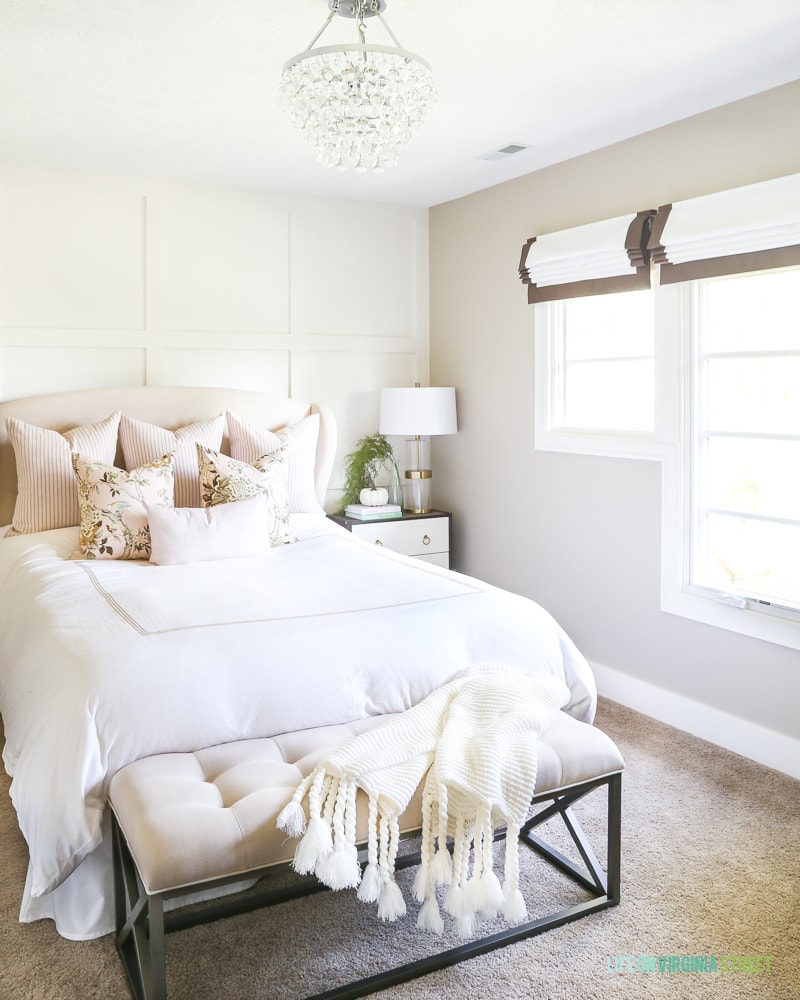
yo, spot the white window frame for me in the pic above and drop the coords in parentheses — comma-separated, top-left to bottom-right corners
(534, 282, 800, 652)
(660, 279, 800, 651)
(533, 299, 662, 460)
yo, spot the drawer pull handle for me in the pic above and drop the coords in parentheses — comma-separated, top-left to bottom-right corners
(423, 534, 431, 546)
(374, 539, 383, 546)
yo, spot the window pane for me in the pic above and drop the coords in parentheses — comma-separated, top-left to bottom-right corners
(564, 359, 653, 432)
(692, 265, 800, 614)
(703, 513, 800, 609)
(564, 290, 653, 360)
(706, 357, 800, 435)
(706, 437, 800, 521)
(706, 268, 800, 353)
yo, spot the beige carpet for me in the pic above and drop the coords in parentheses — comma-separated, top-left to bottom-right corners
(1, 698, 798, 1000)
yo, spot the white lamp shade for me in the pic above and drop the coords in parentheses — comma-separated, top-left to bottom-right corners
(379, 387, 457, 436)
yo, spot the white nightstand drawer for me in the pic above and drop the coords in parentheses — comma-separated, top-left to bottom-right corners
(352, 516, 449, 559)
(330, 510, 452, 569)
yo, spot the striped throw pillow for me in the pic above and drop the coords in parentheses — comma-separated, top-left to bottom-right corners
(6, 413, 121, 534)
(226, 410, 322, 514)
(119, 414, 224, 508)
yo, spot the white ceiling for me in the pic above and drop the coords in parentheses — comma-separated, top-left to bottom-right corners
(1, 0, 799, 208)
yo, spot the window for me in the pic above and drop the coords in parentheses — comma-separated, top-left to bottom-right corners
(534, 266, 800, 650)
(559, 291, 654, 433)
(527, 174, 800, 649)
(689, 267, 800, 614)
(535, 289, 656, 457)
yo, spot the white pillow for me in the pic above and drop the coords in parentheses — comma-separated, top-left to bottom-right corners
(6, 412, 121, 534)
(119, 414, 225, 508)
(196, 444, 291, 548)
(147, 495, 273, 565)
(72, 452, 175, 560)
(226, 410, 323, 514)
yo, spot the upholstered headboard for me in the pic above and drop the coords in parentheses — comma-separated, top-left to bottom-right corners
(0, 386, 337, 525)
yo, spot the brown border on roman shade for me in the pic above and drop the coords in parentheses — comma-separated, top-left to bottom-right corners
(648, 203, 800, 284)
(519, 209, 655, 304)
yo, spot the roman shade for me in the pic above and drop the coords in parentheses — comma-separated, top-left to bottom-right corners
(519, 209, 655, 303)
(648, 173, 800, 284)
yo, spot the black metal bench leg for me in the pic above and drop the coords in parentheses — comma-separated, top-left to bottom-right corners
(607, 771, 622, 904)
(112, 814, 167, 1000)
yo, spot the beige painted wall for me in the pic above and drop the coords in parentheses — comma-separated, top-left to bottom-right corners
(429, 81, 800, 745)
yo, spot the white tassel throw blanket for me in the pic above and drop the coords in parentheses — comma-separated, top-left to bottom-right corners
(277, 665, 570, 936)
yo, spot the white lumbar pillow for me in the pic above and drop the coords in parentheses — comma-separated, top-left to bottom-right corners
(146, 494, 273, 565)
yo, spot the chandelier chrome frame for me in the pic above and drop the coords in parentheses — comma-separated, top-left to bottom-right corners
(278, 0, 437, 173)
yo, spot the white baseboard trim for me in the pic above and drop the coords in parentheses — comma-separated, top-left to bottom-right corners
(591, 661, 800, 781)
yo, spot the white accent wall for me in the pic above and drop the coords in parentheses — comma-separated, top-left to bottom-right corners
(0, 168, 429, 509)
(429, 81, 800, 777)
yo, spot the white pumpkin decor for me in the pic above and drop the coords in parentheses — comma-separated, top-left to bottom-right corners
(342, 432, 401, 511)
(360, 487, 389, 506)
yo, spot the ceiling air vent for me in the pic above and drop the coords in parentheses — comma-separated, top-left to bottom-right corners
(478, 142, 534, 161)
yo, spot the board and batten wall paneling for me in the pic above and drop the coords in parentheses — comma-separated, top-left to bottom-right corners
(0, 180, 145, 331)
(303, 209, 418, 338)
(0, 169, 429, 509)
(146, 348, 291, 395)
(294, 348, 418, 487)
(1, 346, 146, 398)
(146, 189, 291, 335)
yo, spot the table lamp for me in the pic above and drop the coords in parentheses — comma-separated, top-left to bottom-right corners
(379, 384, 457, 513)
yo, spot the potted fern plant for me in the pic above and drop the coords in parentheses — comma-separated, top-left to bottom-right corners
(341, 433, 402, 509)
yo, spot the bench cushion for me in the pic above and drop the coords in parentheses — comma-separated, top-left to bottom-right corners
(109, 711, 623, 895)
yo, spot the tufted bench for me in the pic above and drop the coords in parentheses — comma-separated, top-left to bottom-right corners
(109, 710, 624, 1000)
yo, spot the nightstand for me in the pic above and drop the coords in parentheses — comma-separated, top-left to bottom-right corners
(329, 510, 451, 569)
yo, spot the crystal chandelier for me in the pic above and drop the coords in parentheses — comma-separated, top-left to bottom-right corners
(278, 0, 436, 173)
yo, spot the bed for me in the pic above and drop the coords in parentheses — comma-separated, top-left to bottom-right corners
(0, 386, 596, 942)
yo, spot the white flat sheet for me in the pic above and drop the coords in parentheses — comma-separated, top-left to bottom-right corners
(0, 514, 595, 938)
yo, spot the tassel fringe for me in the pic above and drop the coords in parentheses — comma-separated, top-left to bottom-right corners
(502, 886, 528, 925)
(377, 878, 406, 921)
(276, 799, 306, 839)
(316, 847, 361, 891)
(357, 862, 382, 903)
(274, 664, 562, 935)
(417, 897, 444, 934)
(474, 870, 505, 920)
(456, 909, 477, 938)
(430, 846, 453, 887)
(292, 815, 332, 875)
(444, 883, 466, 919)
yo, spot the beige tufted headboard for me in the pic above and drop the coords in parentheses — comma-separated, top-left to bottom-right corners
(0, 386, 337, 526)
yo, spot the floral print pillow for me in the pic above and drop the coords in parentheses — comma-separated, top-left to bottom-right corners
(196, 445, 290, 547)
(72, 453, 175, 560)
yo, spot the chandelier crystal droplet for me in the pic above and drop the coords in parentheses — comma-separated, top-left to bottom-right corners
(278, 0, 437, 173)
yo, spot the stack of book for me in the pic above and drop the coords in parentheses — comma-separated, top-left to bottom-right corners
(344, 503, 403, 521)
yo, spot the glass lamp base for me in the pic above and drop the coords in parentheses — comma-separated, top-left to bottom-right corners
(403, 437, 433, 512)
(403, 472, 432, 513)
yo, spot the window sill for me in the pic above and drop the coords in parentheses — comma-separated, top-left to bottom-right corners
(661, 584, 800, 652)
(534, 425, 665, 461)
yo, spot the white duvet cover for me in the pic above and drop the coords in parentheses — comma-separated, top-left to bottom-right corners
(0, 514, 595, 939)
